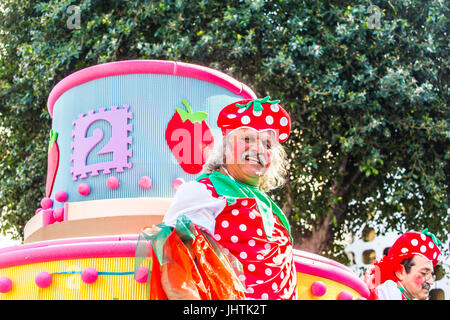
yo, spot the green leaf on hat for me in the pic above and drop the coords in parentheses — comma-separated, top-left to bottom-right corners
(236, 96, 280, 111)
(421, 228, 442, 246)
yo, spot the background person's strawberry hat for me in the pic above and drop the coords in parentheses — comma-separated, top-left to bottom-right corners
(366, 229, 442, 291)
(217, 96, 291, 143)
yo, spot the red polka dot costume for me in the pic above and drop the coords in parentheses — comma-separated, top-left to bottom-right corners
(162, 97, 297, 299)
(197, 177, 297, 300)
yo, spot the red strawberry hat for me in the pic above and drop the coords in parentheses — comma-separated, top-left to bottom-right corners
(387, 228, 442, 267)
(368, 229, 442, 286)
(217, 96, 291, 143)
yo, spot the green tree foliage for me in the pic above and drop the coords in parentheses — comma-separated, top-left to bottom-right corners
(0, 1, 448, 259)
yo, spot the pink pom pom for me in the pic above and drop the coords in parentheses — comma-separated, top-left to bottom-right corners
(0, 277, 12, 293)
(134, 266, 149, 283)
(310, 281, 327, 297)
(35, 272, 52, 288)
(337, 290, 353, 300)
(54, 190, 68, 202)
(139, 176, 152, 189)
(42, 210, 55, 226)
(53, 207, 64, 222)
(81, 267, 98, 284)
(40, 197, 53, 209)
(172, 177, 185, 191)
(78, 183, 91, 196)
(106, 176, 120, 190)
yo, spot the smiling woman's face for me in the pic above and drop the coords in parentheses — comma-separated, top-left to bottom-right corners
(223, 128, 276, 186)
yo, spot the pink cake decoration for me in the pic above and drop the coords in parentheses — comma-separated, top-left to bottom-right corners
(0, 277, 12, 293)
(172, 177, 185, 190)
(78, 183, 91, 196)
(54, 190, 68, 202)
(138, 176, 152, 189)
(35, 272, 52, 288)
(106, 176, 120, 190)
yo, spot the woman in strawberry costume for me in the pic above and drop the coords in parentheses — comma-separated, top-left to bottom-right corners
(364, 229, 443, 300)
(146, 97, 297, 300)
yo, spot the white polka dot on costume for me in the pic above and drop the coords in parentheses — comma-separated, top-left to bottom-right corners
(239, 274, 246, 282)
(433, 252, 437, 259)
(421, 234, 426, 241)
(265, 115, 274, 125)
(241, 200, 248, 206)
(247, 287, 254, 294)
(253, 110, 262, 116)
(240, 252, 247, 259)
(411, 239, 418, 246)
(264, 243, 271, 250)
(249, 211, 256, 219)
(257, 229, 263, 236)
(221, 220, 229, 228)
(270, 104, 280, 112)
(279, 133, 288, 140)
(256, 280, 264, 284)
(231, 209, 239, 216)
(214, 234, 221, 241)
(248, 264, 256, 272)
(227, 114, 237, 119)
(231, 235, 239, 243)
(261, 293, 269, 300)
(280, 117, 288, 126)
(272, 283, 278, 290)
(401, 248, 408, 253)
(248, 239, 256, 247)
(265, 268, 272, 276)
(420, 245, 427, 253)
(241, 115, 251, 125)
(239, 224, 247, 232)
(257, 254, 264, 260)
(429, 242, 434, 249)
(237, 108, 246, 113)
(280, 271, 284, 279)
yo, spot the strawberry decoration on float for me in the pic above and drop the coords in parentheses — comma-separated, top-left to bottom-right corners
(165, 99, 214, 174)
(217, 96, 291, 143)
(45, 129, 60, 198)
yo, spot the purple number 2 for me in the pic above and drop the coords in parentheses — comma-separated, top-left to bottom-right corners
(70, 105, 132, 181)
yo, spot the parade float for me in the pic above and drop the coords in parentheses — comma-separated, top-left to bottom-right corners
(0, 60, 369, 300)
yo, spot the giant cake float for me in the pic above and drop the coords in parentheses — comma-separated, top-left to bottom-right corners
(0, 60, 369, 300)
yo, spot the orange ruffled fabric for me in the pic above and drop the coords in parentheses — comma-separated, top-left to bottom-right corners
(148, 217, 246, 300)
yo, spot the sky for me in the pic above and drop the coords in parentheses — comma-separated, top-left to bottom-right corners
(0, 232, 20, 249)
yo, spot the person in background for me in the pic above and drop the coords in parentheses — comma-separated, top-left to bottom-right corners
(364, 229, 442, 300)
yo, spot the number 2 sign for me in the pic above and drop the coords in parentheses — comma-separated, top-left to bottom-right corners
(70, 105, 133, 181)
